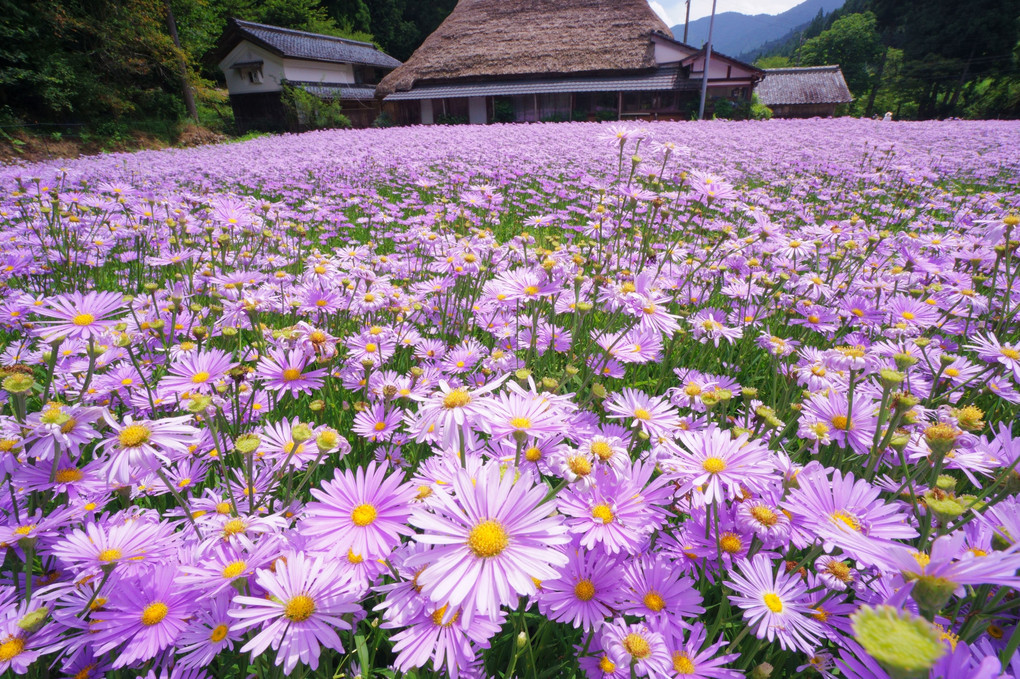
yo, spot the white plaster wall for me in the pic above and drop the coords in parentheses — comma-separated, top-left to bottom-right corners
(282, 59, 354, 84)
(421, 100, 434, 125)
(653, 39, 696, 64)
(468, 97, 487, 124)
(218, 42, 285, 94)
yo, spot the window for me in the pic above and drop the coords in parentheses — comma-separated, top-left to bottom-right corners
(242, 66, 263, 85)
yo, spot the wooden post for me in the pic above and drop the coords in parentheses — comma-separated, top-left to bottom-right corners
(534, 93, 539, 122)
(617, 91, 623, 120)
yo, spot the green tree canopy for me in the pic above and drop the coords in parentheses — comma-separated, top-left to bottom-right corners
(797, 12, 884, 95)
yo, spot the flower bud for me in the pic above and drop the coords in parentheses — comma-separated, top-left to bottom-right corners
(291, 423, 313, 443)
(2, 374, 35, 394)
(852, 605, 944, 679)
(879, 369, 905, 389)
(235, 434, 260, 455)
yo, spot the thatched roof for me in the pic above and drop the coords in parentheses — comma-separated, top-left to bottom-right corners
(377, 0, 672, 96)
(757, 66, 853, 106)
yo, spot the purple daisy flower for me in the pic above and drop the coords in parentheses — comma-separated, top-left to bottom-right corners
(558, 462, 673, 555)
(33, 290, 125, 342)
(537, 544, 624, 631)
(782, 467, 918, 551)
(386, 603, 503, 679)
(302, 461, 417, 560)
(663, 622, 741, 679)
(664, 426, 776, 506)
(99, 413, 199, 483)
(256, 347, 326, 398)
(725, 554, 823, 654)
(601, 621, 672, 677)
(229, 552, 360, 674)
(90, 567, 194, 668)
(409, 461, 570, 623)
(161, 348, 236, 397)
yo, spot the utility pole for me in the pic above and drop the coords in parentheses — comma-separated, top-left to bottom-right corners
(697, 0, 717, 120)
(683, 0, 691, 43)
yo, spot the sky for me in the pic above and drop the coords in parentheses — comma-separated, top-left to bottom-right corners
(649, 0, 810, 26)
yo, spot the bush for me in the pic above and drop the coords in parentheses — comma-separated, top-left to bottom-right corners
(436, 113, 468, 125)
(371, 112, 396, 128)
(281, 83, 352, 131)
(493, 100, 515, 123)
(750, 94, 774, 120)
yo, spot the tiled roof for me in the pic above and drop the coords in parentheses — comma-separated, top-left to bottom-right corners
(756, 66, 853, 106)
(384, 66, 698, 100)
(228, 19, 401, 70)
(290, 82, 379, 101)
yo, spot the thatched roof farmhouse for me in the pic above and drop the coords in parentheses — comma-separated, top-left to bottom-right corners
(379, 0, 763, 125)
(756, 66, 854, 118)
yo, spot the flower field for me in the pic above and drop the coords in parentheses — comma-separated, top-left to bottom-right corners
(1, 118, 1020, 679)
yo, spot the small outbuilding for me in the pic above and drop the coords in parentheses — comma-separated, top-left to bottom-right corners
(377, 0, 763, 125)
(755, 65, 853, 118)
(215, 19, 401, 132)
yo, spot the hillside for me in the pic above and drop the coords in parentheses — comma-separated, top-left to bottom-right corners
(671, 0, 844, 57)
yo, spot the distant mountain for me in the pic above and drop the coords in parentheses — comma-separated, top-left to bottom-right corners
(670, 0, 845, 60)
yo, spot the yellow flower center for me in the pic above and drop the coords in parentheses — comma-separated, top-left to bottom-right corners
(763, 593, 783, 613)
(467, 520, 509, 558)
(222, 561, 246, 579)
(430, 605, 460, 627)
(141, 602, 169, 626)
(222, 518, 245, 536)
(13, 525, 34, 536)
(525, 446, 542, 462)
(118, 424, 151, 448)
(351, 503, 377, 527)
(373, 421, 387, 432)
(210, 624, 228, 642)
(702, 457, 726, 474)
(72, 313, 95, 327)
(284, 594, 315, 622)
(591, 504, 614, 524)
(191, 371, 210, 384)
(830, 510, 861, 532)
(0, 636, 25, 662)
(623, 633, 652, 659)
(831, 415, 851, 430)
(749, 505, 778, 527)
(825, 560, 852, 581)
(568, 455, 592, 476)
(719, 532, 743, 553)
(574, 579, 596, 601)
(509, 417, 531, 430)
(598, 656, 617, 673)
(73, 662, 97, 679)
(98, 548, 122, 562)
(347, 550, 364, 564)
(643, 590, 666, 612)
(55, 468, 83, 483)
(633, 408, 651, 420)
(282, 368, 301, 381)
(590, 441, 613, 460)
(524, 285, 539, 296)
(902, 311, 915, 320)
(1001, 348, 1020, 360)
(673, 651, 696, 674)
(443, 389, 471, 409)
(365, 343, 377, 353)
